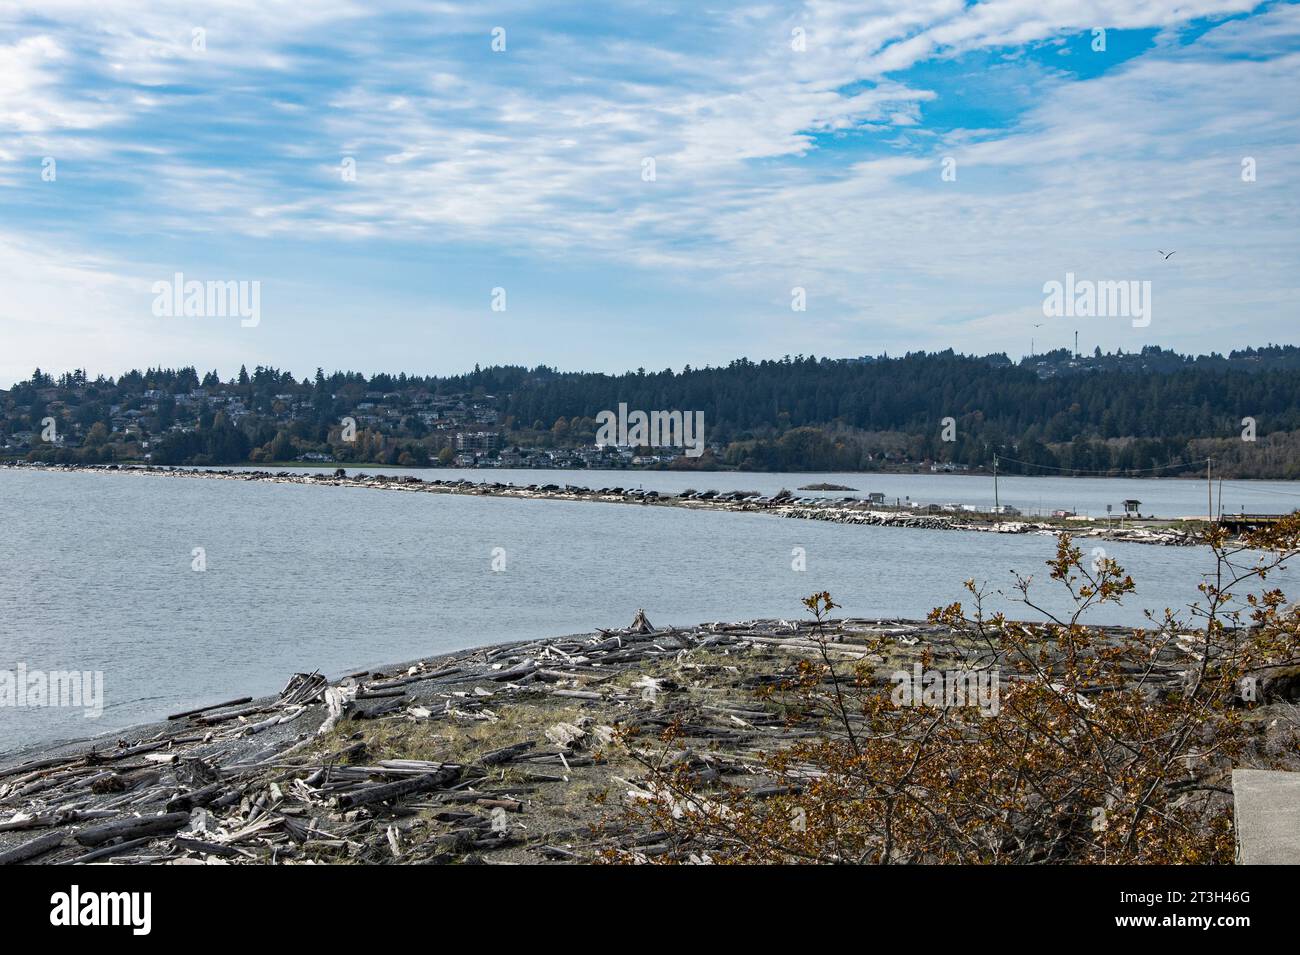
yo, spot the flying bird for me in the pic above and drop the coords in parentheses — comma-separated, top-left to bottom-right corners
(1157, 249, 1176, 259)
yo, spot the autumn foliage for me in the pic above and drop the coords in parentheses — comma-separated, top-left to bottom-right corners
(612, 519, 1300, 864)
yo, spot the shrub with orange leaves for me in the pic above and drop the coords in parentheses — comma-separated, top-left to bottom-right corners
(610, 519, 1300, 864)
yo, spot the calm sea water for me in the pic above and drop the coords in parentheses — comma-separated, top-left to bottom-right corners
(241, 465, 1300, 519)
(2, 468, 1297, 753)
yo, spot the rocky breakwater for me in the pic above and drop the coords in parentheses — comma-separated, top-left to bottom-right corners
(772, 502, 1199, 546)
(4, 463, 1203, 546)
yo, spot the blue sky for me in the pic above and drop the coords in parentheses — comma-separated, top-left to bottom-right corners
(2, 0, 1298, 385)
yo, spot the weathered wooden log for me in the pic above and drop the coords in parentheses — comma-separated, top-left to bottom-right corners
(241, 711, 296, 736)
(0, 830, 65, 864)
(211, 788, 245, 810)
(12, 765, 111, 799)
(194, 703, 267, 725)
(520, 770, 566, 783)
(334, 768, 460, 809)
(91, 767, 161, 794)
(0, 809, 116, 832)
(537, 844, 579, 860)
(377, 759, 456, 773)
(349, 697, 405, 720)
(475, 797, 523, 812)
(94, 739, 186, 762)
(480, 741, 536, 766)
(488, 661, 539, 682)
(167, 696, 253, 720)
(552, 689, 602, 700)
(355, 688, 408, 700)
(278, 672, 327, 706)
(73, 811, 192, 847)
(590, 649, 655, 664)
(317, 686, 353, 736)
(62, 836, 154, 865)
(0, 754, 83, 782)
(525, 754, 595, 767)
(363, 671, 442, 691)
(173, 836, 244, 858)
(165, 783, 224, 812)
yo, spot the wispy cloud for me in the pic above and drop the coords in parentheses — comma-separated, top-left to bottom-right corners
(0, 0, 1296, 383)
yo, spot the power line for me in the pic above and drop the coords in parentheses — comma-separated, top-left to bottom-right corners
(990, 455, 1213, 477)
(1218, 480, 1300, 500)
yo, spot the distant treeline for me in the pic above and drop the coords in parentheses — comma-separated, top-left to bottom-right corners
(6, 345, 1300, 477)
(501, 348, 1298, 436)
(494, 346, 1300, 477)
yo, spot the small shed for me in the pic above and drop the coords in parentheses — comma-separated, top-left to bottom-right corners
(1122, 499, 1141, 516)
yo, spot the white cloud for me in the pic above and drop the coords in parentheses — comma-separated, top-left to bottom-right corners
(1, 0, 1296, 371)
(0, 35, 122, 139)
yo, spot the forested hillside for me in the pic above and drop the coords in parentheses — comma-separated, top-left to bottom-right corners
(5, 345, 1300, 477)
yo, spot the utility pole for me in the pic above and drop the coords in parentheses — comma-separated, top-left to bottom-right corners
(1074, 330, 1078, 359)
(1207, 457, 1213, 524)
(993, 453, 999, 514)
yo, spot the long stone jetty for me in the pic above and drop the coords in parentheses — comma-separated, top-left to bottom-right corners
(3, 462, 1204, 547)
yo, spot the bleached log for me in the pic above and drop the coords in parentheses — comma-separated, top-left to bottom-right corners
(0, 808, 116, 832)
(73, 810, 192, 847)
(0, 830, 65, 864)
(334, 768, 460, 809)
(167, 697, 253, 720)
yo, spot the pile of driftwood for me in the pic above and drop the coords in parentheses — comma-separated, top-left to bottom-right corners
(8, 609, 1252, 865)
(5, 605, 1294, 867)
(2, 611, 916, 864)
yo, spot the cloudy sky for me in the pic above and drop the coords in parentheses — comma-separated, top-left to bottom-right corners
(1, 1, 1298, 385)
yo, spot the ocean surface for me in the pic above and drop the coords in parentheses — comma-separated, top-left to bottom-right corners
(2, 467, 1298, 753)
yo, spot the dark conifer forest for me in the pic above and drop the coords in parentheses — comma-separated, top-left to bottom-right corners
(6, 345, 1300, 477)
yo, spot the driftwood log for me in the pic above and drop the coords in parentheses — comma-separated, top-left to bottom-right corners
(0, 831, 66, 865)
(0, 808, 116, 832)
(334, 769, 460, 810)
(65, 836, 156, 865)
(167, 697, 253, 720)
(480, 742, 536, 766)
(73, 811, 192, 847)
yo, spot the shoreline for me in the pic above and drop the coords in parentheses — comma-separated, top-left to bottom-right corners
(6, 456, 1291, 482)
(0, 615, 837, 770)
(0, 614, 939, 863)
(3, 612, 1292, 865)
(1, 461, 1212, 546)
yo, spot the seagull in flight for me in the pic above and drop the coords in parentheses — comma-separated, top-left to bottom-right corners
(1157, 249, 1176, 259)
